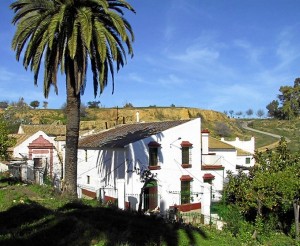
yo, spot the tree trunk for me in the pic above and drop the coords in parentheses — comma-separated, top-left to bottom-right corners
(294, 200, 299, 242)
(63, 60, 81, 198)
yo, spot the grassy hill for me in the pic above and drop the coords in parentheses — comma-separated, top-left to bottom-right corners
(2, 106, 299, 151)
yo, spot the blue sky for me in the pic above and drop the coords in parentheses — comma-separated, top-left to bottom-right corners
(1, 0, 300, 114)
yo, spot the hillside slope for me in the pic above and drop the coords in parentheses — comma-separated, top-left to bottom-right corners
(0, 106, 251, 139)
(80, 107, 246, 138)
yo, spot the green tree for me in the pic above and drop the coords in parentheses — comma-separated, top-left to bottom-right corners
(30, 100, 40, 109)
(224, 139, 300, 241)
(123, 102, 134, 108)
(245, 108, 253, 118)
(11, 0, 135, 197)
(0, 119, 16, 160)
(266, 100, 280, 118)
(87, 101, 101, 108)
(267, 78, 300, 120)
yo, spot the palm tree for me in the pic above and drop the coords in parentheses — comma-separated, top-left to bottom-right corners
(11, 0, 135, 197)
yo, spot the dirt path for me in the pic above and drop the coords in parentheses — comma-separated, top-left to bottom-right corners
(240, 121, 290, 151)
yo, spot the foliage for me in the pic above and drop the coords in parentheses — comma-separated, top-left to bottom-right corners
(245, 108, 253, 117)
(0, 101, 9, 109)
(224, 138, 300, 241)
(0, 120, 16, 160)
(266, 78, 300, 120)
(256, 109, 265, 118)
(215, 122, 232, 137)
(30, 100, 40, 109)
(235, 111, 243, 118)
(123, 102, 134, 108)
(87, 101, 101, 108)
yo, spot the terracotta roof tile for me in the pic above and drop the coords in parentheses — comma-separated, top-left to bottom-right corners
(209, 137, 235, 150)
(78, 120, 190, 149)
(19, 124, 66, 136)
(8, 134, 31, 150)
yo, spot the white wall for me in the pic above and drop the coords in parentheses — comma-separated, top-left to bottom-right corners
(221, 137, 255, 154)
(77, 148, 126, 198)
(126, 118, 203, 210)
(12, 131, 62, 179)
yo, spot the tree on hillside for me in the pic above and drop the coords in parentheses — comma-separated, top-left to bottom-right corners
(123, 102, 134, 108)
(11, 0, 135, 197)
(266, 100, 280, 118)
(235, 111, 243, 118)
(215, 122, 232, 137)
(30, 100, 40, 109)
(0, 119, 16, 160)
(256, 109, 265, 118)
(266, 78, 300, 120)
(87, 101, 101, 109)
(0, 101, 9, 109)
(245, 108, 253, 118)
(43, 101, 48, 109)
(229, 110, 234, 118)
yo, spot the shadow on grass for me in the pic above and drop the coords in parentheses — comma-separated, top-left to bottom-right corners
(0, 201, 208, 246)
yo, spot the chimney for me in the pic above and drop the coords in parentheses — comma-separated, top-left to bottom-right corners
(201, 129, 209, 155)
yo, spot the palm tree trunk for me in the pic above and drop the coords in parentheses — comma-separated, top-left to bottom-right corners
(63, 60, 81, 198)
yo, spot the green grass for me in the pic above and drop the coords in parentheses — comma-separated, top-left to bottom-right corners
(251, 119, 300, 152)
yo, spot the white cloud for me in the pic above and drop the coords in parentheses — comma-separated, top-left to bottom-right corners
(170, 45, 219, 64)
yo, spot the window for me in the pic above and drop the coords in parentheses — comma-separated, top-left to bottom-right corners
(149, 147, 158, 166)
(181, 181, 191, 204)
(148, 141, 161, 170)
(33, 158, 43, 168)
(182, 147, 190, 164)
(245, 157, 251, 164)
(181, 141, 193, 168)
(87, 175, 90, 184)
(180, 175, 193, 204)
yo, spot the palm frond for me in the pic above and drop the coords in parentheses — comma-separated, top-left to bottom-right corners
(77, 7, 92, 53)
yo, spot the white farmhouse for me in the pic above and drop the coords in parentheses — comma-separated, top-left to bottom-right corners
(8, 124, 66, 182)
(77, 118, 207, 214)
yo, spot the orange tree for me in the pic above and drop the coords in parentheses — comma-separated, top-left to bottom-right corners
(11, 0, 135, 197)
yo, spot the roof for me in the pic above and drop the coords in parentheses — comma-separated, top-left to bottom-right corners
(236, 148, 252, 156)
(78, 120, 190, 149)
(209, 136, 252, 155)
(8, 134, 31, 151)
(19, 124, 66, 136)
(209, 137, 235, 150)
